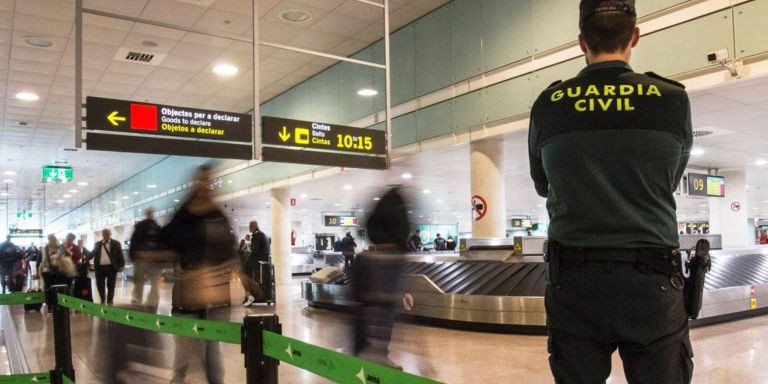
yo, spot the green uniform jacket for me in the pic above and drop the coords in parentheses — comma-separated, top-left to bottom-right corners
(528, 61, 692, 248)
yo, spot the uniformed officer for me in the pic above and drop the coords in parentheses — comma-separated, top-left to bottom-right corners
(528, 1, 693, 383)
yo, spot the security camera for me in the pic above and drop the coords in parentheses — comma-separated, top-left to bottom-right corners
(706, 49, 729, 64)
(707, 48, 742, 78)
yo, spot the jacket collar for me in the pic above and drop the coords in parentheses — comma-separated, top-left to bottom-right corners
(578, 60, 633, 77)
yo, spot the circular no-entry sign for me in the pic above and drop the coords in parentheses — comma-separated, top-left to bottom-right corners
(731, 201, 741, 212)
(472, 195, 488, 222)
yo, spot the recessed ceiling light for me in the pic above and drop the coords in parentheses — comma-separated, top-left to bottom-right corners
(213, 63, 238, 77)
(373, 197, 380, 201)
(0, 192, 8, 197)
(334, 203, 341, 207)
(77, 181, 88, 186)
(401, 172, 412, 180)
(357, 209, 364, 212)
(147, 184, 157, 189)
(122, 196, 130, 199)
(3, 171, 15, 176)
(2, 179, 13, 184)
(691, 147, 705, 156)
(343, 184, 353, 191)
(357, 89, 378, 97)
(756, 159, 768, 166)
(418, 215, 424, 218)
(280, 9, 311, 23)
(300, 193, 308, 199)
(15, 91, 39, 101)
(408, 210, 413, 214)
(63, 194, 72, 198)
(174, 199, 180, 203)
(422, 189, 431, 194)
(23, 36, 53, 48)
(133, 191, 139, 195)
(69, 189, 78, 193)
(56, 199, 64, 204)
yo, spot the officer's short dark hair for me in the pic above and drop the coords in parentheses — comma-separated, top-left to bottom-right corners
(580, 11, 636, 55)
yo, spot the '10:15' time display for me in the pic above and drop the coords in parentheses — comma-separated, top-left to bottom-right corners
(336, 134, 373, 151)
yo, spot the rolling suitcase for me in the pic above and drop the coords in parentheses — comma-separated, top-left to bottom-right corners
(24, 265, 43, 312)
(70, 276, 93, 302)
(254, 261, 275, 305)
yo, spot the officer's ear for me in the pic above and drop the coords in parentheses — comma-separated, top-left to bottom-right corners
(577, 33, 588, 54)
(630, 26, 640, 48)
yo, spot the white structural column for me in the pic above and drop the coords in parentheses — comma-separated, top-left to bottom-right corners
(709, 170, 751, 247)
(470, 139, 507, 237)
(271, 187, 292, 286)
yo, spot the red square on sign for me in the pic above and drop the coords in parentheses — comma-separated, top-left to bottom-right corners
(130, 103, 157, 131)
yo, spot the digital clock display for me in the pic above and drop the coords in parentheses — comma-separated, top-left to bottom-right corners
(262, 116, 386, 155)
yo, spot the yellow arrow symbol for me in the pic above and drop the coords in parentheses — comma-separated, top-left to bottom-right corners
(107, 110, 126, 126)
(278, 126, 291, 142)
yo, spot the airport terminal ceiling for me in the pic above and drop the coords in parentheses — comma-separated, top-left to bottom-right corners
(0, 0, 450, 231)
(1, 0, 768, 233)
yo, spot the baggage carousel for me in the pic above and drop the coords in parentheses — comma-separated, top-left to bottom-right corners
(302, 235, 768, 333)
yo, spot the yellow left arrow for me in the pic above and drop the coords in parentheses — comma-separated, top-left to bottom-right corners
(107, 110, 126, 126)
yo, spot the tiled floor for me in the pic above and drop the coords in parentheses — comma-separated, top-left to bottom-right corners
(10, 277, 768, 383)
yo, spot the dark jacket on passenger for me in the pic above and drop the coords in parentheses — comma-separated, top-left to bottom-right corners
(129, 218, 164, 260)
(528, 61, 692, 249)
(340, 235, 357, 255)
(90, 239, 125, 271)
(249, 230, 270, 268)
(162, 207, 236, 270)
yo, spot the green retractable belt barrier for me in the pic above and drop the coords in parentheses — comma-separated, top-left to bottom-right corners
(61, 375, 73, 384)
(0, 372, 51, 384)
(262, 331, 444, 384)
(57, 294, 242, 344)
(0, 292, 45, 306)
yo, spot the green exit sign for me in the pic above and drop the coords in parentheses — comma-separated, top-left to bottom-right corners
(42, 166, 73, 183)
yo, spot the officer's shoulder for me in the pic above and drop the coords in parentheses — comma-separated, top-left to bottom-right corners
(643, 71, 685, 90)
(546, 80, 563, 89)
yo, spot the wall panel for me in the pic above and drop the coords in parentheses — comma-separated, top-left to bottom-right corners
(631, 10, 734, 76)
(417, 101, 454, 141)
(450, 0, 484, 82)
(415, 7, 453, 96)
(482, 0, 532, 71)
(734, 0, 768, 59)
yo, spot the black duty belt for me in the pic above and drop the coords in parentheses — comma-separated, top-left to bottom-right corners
(558, 247, 671, 263)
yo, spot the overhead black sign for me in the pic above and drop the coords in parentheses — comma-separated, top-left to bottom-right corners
(688, 173, 725, 197)
(263, 116, 386, 155)
(324, 215, 358, 227)
(9, 229, 43, 236)
(261, 116, 387, 170)
(86, 96, 252, 143)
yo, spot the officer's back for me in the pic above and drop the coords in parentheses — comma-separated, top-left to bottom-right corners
(528, 1, 695, 383)
(530, 63, 691, 248)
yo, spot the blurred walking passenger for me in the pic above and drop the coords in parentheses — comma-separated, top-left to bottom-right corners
(130, 208, 165, 309)
(41, 234, 76, 291)
(241, 220, 269, 306)
(163, 164, 237, 384)
(446, 235, 457, 251)
(0, 236, 21, 293)
(90, 229, 125, 305)
(341, 231, 357, 269)
(62, 233, 83, 268)
(407, 229, 422, 252)
(352, 188, 409, 368)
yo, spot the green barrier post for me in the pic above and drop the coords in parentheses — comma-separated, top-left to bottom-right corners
(243, 314, 280, 384)
(46, 285, 74, 384)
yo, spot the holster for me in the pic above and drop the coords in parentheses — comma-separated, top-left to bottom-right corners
(543, 240, 561, 287)
(684, 239, 711, 319)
